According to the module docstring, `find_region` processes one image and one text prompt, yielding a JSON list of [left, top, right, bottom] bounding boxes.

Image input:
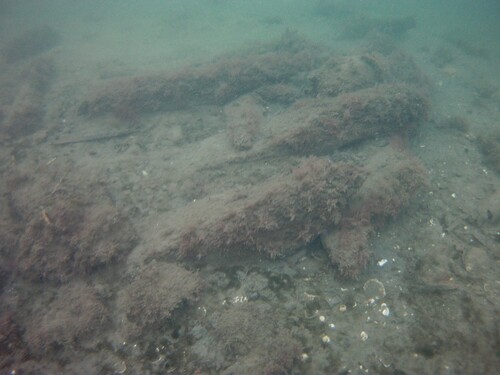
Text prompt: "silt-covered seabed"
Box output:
[[0, 1, 499, 374]]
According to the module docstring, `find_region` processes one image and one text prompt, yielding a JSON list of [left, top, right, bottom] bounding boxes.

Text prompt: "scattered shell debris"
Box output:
[[363, 279, 386, 300], [378, 356, 392, 368], [222, 295, 248, 305], [339, 304, 347, 312], [232, 295, 248, 304], [113, 361, 127, 374], [380, 303, 390, 316], [377, 259, 388, 266], [360, 331, 368, 341], [463, 246, 489, 273]]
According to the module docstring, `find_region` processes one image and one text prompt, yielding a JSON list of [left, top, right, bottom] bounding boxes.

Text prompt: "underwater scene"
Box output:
[[0, 0, 499, 374]]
